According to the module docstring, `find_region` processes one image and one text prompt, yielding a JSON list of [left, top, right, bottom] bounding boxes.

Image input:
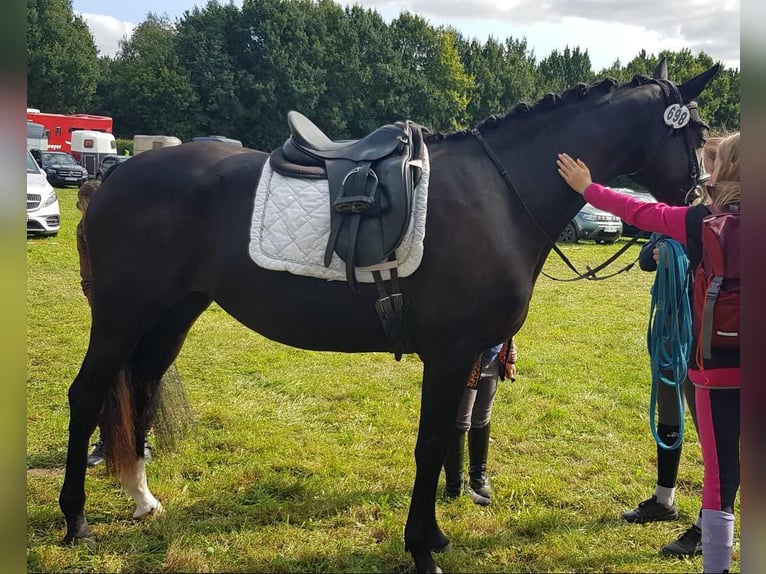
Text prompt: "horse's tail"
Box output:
[[150, 363, 194, 452], [100, 295, 203, 474], [101, 361, 193, 475], [101, 368, 136, 476]]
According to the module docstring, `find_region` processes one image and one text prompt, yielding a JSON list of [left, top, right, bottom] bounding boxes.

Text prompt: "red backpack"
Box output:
[[692, 210, 740, 360]]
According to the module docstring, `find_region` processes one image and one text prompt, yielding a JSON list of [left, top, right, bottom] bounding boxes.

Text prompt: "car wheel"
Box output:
[[558, 222, 578, 244]]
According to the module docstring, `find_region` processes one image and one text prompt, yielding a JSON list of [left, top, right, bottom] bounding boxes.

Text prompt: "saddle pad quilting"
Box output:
[[248, 146, 430, 283]]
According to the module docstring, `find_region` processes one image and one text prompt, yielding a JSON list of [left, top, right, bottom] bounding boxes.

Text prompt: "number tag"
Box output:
[[663, 104, 691, 129]]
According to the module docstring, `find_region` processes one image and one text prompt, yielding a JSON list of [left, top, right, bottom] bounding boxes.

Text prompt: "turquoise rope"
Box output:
[[646, 238, 692, 450]]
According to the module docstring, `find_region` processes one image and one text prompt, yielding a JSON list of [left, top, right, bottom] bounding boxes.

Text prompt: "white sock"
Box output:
[[654, 485, 675, 508], [702, 509, 734, 573]]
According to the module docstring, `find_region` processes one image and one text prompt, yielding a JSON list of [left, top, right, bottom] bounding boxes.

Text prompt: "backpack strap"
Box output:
[[701, 275, 724, 360], [684, 204, 710, 268]]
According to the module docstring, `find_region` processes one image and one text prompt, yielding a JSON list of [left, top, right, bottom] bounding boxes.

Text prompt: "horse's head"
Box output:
[[629, 59, 720, 205]]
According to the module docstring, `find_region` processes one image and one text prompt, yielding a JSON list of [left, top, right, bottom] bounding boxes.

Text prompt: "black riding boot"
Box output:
[[442, 428, 465, 499], [467, 423, 492, 506]]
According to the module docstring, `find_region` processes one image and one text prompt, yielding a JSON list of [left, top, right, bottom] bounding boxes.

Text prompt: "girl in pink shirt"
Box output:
[[558, 132, 740, 574]]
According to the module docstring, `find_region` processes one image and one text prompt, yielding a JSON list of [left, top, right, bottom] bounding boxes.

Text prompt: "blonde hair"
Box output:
[[702, 135, 723, 175], [709, 132, 740, 211]]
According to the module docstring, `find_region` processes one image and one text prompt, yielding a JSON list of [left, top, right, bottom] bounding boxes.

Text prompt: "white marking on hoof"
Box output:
[[119, 459, 163, 519], [134, 500, 164, 519]]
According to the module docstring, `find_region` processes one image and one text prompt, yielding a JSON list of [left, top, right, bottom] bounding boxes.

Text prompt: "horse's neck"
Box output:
[[493, 102, 646, 236]]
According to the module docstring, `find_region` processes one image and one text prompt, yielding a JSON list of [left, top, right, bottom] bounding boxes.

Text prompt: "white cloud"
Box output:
[[346, 0, 740, 69], [76, 1, 739, 70], [78, 13, 136, 57]]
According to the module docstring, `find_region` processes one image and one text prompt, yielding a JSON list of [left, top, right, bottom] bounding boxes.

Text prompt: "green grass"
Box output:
[[27, 187, 739, 573]]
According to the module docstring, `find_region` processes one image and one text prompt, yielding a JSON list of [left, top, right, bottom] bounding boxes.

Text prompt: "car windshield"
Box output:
[[27, 152, 40, 173], [43, 153, 77, 166]]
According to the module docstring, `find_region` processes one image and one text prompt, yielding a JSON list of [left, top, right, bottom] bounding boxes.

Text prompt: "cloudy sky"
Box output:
[[71, 0, 740, 71]]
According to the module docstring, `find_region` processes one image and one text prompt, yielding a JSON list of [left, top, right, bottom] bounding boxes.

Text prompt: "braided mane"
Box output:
[[425, 74, 654, 143]]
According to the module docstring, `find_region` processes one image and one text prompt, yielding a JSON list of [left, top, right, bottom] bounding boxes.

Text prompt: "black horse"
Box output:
[[59, 61, 718, 572]]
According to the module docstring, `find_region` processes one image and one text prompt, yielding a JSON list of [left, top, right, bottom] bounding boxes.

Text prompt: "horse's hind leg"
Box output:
[[405, 347, 478, 573], [117, 292, 210, 518]]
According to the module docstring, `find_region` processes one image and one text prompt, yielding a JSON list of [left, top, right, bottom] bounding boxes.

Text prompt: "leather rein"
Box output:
[[471, 79, 701, 282]]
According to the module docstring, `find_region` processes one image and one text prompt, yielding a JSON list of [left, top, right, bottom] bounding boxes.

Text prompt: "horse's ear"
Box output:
[[679, 64, 721, 101], [652, 57, 668, 80]]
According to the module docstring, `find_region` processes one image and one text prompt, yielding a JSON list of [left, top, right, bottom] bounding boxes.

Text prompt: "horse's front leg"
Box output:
[[405, 349, 477, 573]]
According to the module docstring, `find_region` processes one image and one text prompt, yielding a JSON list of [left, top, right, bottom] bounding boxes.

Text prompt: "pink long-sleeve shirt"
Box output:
[[583, 183, 739, 389]]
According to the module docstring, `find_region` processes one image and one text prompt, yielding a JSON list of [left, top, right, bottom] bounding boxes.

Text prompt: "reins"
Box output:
[[646, 239, 692, 450], [472, 128, 642, 281]]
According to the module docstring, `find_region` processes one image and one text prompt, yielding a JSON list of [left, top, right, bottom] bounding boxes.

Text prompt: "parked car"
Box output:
[[558, 202, 623, 244], [27, 149, 60, 236], [95, 154, 130, 180], [38, 150, 89, 187], [612, 187, 657, 237]]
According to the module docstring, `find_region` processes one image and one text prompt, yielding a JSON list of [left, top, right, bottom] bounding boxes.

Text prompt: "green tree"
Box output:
[[26, 0, 99, 112], [175, 1, 245, 140], [458, 35, 538, 125], [105, 14, 198, 139], [388, 13, 474, 131], [537, 46, 595, 94]]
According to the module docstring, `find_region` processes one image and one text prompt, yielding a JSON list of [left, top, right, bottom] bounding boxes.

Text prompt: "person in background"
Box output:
[[443, 338, 517, 506], [557, 132, 740, 574], [622, 136, 721, 557]]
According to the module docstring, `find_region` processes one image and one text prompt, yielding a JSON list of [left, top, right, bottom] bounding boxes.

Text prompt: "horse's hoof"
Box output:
[[134, 501, 164, 519], [61, 532, 95, 548]]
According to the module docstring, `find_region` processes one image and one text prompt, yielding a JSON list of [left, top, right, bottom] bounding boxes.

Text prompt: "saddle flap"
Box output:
[[329, 122, 422, 272]]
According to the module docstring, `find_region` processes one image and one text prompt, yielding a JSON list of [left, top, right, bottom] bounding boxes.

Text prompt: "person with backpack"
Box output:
[[557, 131, 740, 574], [621, 136, 721, 557]]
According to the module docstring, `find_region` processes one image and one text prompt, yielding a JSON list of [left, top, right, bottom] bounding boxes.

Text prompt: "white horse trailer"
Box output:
[[133, 134, 182, 155], [70, 130, 117, 177]]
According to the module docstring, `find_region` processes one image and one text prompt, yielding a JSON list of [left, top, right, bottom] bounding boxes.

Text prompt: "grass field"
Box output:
[[26, 186, 738, 573]]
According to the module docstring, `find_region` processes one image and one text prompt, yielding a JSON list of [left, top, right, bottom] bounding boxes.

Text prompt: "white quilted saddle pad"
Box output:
[[248, 146, 430, 283]]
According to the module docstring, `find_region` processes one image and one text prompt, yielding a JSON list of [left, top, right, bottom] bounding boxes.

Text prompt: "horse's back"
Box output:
[[85, 142, 268, 298]]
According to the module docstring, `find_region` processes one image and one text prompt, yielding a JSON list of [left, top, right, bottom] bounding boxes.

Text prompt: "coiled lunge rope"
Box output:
[[646, 238, 692, 450]]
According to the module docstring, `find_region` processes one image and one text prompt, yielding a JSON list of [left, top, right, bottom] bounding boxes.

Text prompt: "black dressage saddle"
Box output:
[[270, 111, 424, 292]]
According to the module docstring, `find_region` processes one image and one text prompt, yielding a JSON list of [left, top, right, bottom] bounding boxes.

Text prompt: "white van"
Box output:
[[133, 134, 182, 155], [70, 130, 117, 177], [27, 149, 60, 236]]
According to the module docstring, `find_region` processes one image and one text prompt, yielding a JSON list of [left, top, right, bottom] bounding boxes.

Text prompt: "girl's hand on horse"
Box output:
[[557, 153, 592, 194]]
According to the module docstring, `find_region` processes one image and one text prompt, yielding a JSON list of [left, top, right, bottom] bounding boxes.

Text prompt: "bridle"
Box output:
[[630, 78, 708, 196], [471, 80, 707, 282]]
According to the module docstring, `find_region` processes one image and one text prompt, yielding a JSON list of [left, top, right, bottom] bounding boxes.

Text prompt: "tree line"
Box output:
[[27, 0, 740, 151]]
